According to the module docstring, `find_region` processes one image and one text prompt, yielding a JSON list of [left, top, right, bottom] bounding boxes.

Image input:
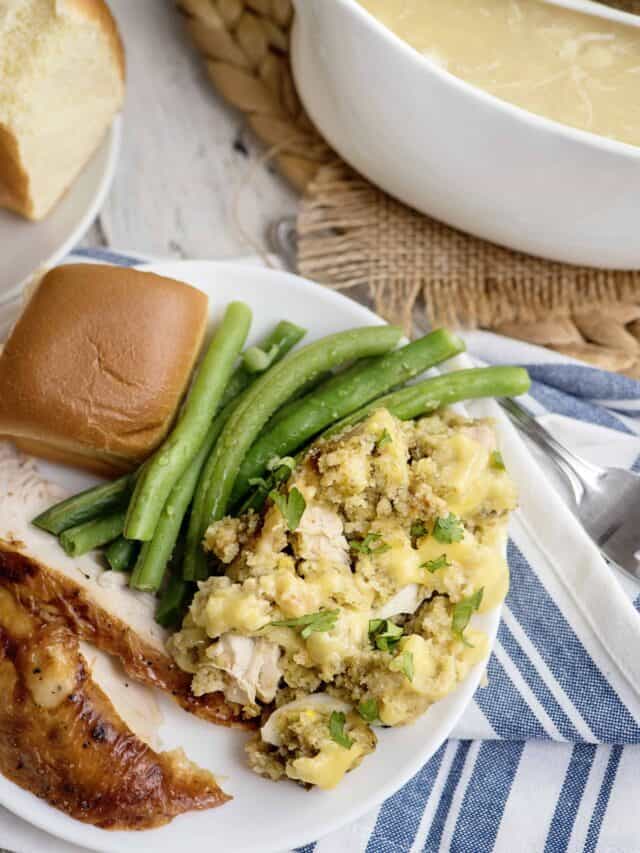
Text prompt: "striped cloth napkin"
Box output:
[[307, 331, 640, 853], [331, 331, 640, 853], [2, 250, 640, 853]]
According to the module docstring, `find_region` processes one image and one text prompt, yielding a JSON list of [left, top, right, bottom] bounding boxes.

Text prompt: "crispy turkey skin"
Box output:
[[0, 442, 241, 726], [0, 587, 229, 829]]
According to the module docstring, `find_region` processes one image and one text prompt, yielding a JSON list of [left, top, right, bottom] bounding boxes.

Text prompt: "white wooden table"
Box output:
[[82, 0, 298, 260]]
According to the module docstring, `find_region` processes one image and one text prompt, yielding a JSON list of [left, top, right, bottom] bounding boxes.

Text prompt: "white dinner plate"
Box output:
[[0, 117, 122, 306], [0, 260, 504, 853]]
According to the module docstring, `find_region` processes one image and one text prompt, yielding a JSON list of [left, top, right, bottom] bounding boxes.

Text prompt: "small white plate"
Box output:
[[0, 117, 122, 306], [0, 261, 503, 853]]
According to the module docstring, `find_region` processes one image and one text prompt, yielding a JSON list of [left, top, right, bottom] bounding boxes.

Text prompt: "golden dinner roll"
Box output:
[[0, 264, 209, 475], [0, 0, 125, 220]]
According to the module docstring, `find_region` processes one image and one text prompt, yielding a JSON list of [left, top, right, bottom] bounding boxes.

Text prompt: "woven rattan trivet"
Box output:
[[178, 0, 640, 376]]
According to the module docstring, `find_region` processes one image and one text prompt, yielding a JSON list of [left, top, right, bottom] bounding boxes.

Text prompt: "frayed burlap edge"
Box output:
[[297, 162, 640, 376]]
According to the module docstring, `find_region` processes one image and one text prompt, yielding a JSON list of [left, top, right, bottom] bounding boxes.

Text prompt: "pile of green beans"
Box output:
[[155, 572, 192, 629], [238, 366, 531, 515], [195, 325, 403, 543], [31, 302, 531, 631], [129, 319, 307, 592], [229, 328, 464, 505], [182, 325, 404, 581]]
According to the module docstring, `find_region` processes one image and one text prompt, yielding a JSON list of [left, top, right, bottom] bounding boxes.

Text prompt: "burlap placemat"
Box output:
[[177, 0, 640, 375]]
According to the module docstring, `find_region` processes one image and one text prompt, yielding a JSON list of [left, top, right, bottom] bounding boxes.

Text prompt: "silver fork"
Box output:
[[500, 396, 640, 585]]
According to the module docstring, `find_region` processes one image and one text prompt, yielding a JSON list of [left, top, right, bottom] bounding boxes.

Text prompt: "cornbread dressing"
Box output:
[[169, 408, 517, 789]]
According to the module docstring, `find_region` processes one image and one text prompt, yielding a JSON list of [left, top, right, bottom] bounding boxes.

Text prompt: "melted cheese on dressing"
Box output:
[[172, 408, 518, 788], [358, 0, 640, 147], [289, 740, 366, 790], [177, 409, 514, 676]]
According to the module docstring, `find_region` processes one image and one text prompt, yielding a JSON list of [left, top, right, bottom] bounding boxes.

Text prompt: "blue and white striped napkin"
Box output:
[[2, 250, 640, 853], [341, 330, 640, 853], [315, 330, 640, 853]]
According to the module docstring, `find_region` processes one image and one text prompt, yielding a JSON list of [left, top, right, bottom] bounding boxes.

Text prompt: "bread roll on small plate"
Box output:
[[0, 0, 125, 303]]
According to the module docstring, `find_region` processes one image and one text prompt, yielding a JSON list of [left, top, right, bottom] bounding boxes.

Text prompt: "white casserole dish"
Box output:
[[291, 0, 640, 268]]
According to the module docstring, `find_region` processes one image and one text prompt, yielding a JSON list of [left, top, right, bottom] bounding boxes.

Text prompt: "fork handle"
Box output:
[[499, 397, 603, 502], [268, 217, 297, 271]]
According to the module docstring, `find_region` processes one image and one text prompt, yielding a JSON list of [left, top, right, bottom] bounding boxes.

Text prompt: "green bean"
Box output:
[[181, 414, 235, 583], [156, 574, 192, 629], [219, 320, 305, 408], [264, 364, 368, 432], [199, 325, 402, 534], [288, 369, 335, 404], [243, 344, 278, 373], [230, 329, 464, 504], [183, 323, 307, 582], [129, 411, 229, 591], [241, 366, 531, 515], [323, 366, 531, 438], [125, 301, 252, 542], [32, 474, 134, 535], [105, 536, 140, 572], [59, 510, 127, 557]]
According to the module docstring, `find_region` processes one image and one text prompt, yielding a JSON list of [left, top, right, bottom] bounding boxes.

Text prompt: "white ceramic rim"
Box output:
[[0, 116, 122, 308], [335, 0, 640, 160], [0, 261, 503, 853]]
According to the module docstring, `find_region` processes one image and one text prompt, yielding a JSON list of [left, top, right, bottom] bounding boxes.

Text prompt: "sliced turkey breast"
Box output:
[[0, 586, 229, 829], [0, 442, 239, 726], [78, 641, 164, 750], [200, 633, 282, 706], [293, 503, 350, 568]]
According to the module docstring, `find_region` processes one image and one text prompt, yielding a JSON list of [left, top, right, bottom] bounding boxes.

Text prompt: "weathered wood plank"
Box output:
[[82, 0, 297, 259]]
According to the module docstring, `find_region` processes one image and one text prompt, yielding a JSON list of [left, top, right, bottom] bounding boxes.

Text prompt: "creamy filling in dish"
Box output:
[[169, 407, 517, 789], [358, 0, 640, 148]]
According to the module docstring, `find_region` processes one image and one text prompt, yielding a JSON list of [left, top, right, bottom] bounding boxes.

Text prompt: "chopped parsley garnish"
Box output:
[[452, 588, 484, 645], [369, 618, 403, 652], [432, 513, 464, 544], [358, 698, 379, 722], [270, 608, 340, 639], [249, 459, 296, 495], [490, 450, 505, 470], [390, 650, 414, 682], [349, 532, 391, 556], [272, 465, 292, 487], [269, 486, 306, 531], [329, 710, 353, 749], [410, 520, 428, 542], [421, 554, 450, 573], [375, 429, 392, 449]]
